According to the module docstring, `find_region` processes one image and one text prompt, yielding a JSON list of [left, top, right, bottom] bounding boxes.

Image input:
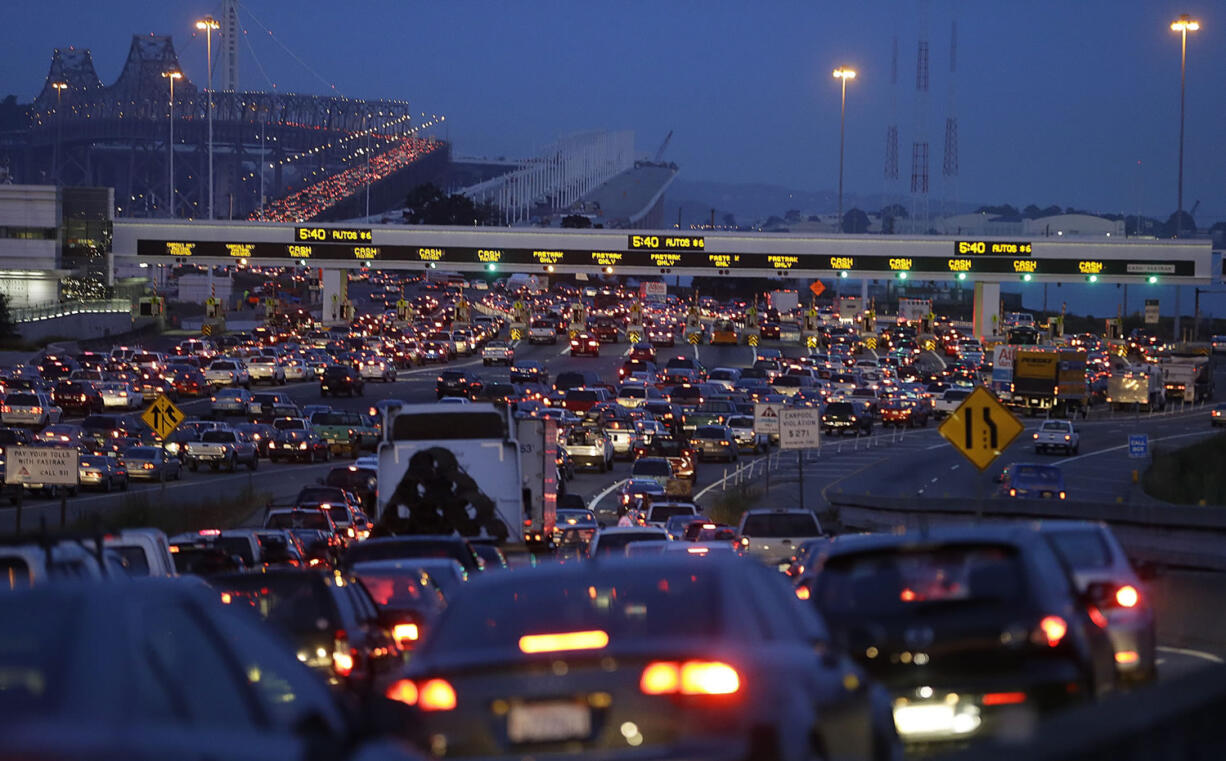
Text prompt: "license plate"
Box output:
[[893, 703, 956, 737], [507, 701, 591, 744], [1040, 491, 1053, 498]]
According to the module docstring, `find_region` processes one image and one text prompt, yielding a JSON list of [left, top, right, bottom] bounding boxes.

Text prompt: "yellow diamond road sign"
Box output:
[[510, 327, 523, 341], [141, 394, 184, 440], [748, 334, 759, 347], [687, 332, 701, 345], [938, 387, 1024, 471], [628, 331, 641, 344]]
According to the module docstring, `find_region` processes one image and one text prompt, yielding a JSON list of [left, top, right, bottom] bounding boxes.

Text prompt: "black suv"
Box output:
[[320, 365, 364, 397], [822, 401, 872, 436], [803, 526, 1118, 748], [436, 370, 477, 399]]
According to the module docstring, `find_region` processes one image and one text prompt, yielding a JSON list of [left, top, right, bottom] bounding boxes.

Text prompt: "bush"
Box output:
[[1143, 433, 1226, 505]]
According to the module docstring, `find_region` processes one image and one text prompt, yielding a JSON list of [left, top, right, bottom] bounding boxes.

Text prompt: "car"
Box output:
[[77, 453, 129, 491], [588, 525, 671, 556], [690, 424, 738, 462], [52, 380, 104, 416], [340, 535, 485, 576], [203, 358, 250, 388], [1212, 335, 1226, 354], [122, 445, 182, 481], [618, 477, 668, 514], [725, 414, 769, 453], [1213, 403, 1226, 426], [509, 360, 548, 385], [481, 339, 515, 366], [554, 507, 599, 546], [210, 387, 253, 418], [356, 355, 396, 382], [349, 559, 448, 652], [210, 568, 402, 689], [1034, 419, 1080, 455], [319, 365, 364, 397], [879, 398, 930, 428], [2, 391, 62, 428], [436, 369, 478, 399], [569, 331, 601, 357], [643, 500, 700, 528], [269, 428, 332, 463], [629, 456, 674, 490], [822, 400, 872, 436], [933, 387, 972, 418], [528, 318, 558, 344], [802, 526, 1118, 747], [386, 554, 900, 761], [1000, 462, 1068, 500], [309, 410, 370, 457], [1036, 521, 1157, 685], [736, 508, 824, 569]]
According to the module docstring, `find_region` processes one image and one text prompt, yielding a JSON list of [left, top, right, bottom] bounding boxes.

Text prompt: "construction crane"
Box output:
[[653, 130, 673, 164]]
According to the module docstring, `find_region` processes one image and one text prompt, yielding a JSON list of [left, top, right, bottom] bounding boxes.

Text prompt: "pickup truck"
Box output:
[[1033, 419, 1080, 455], [183, 429, 259, 472], [682, 400, 738, 433], [204, 359, 250, 388], [528, 319, 557, 345], [562, 427, 614, 472]]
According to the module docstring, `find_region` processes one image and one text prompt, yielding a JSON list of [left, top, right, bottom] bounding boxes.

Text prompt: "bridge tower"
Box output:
[[883, 34, 901, 231], [909, 0, 931, 233], [221, 0, 239, 91], [942, 17, 960, 219]]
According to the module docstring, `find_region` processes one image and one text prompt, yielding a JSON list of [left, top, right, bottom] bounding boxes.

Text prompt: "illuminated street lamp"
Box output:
[[1169, 13, 1198, 341], [196, 16, 220, 219], [832, 67, 857, 229], [51, 81, 67, 185], [162, 70, 183, 218]]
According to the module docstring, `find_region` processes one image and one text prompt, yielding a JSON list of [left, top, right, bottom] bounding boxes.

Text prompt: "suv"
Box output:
[[436, 370, 477, 399], [529, 318, 558, 345], [736, 508, 824, 569], [320, 365, 364, 397], [822, 401, 872, 436]]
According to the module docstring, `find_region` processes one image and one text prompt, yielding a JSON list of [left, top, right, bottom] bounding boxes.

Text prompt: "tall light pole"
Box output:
[[1170, 14, 1198, 341], [51, 81, 67, 185], [162, 70, 182, 218], [196, 16, 220, 220], [832, 67, 856, 231]]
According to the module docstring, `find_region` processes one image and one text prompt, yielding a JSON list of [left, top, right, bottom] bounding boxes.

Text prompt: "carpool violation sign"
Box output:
[[5, 447, 79, 486]]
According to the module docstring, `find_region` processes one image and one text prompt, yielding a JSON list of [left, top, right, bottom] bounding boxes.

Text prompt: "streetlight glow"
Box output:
[[1171, 15, 1199, 32], [195, 16, 220, 31], [832, 66, 857, 231]]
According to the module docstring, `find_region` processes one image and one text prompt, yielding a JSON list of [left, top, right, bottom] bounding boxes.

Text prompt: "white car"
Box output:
[[482, 341, 515, 366], [726, 414, 769, 453], [358, 357, 396, 382], [529, 320, 558, 345], [736, 508, 824, 569], [204, 359, 250, 388], [1, 391, 62, 427], [99, 381, 141, 410], [282, 355, 311, 381], [247, 356, 286, 385], [562, 427, 614, 472], [1033, 419, 1080, 455]]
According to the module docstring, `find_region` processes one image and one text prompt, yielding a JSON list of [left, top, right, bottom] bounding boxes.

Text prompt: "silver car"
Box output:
[[2, 391, 62, 428]]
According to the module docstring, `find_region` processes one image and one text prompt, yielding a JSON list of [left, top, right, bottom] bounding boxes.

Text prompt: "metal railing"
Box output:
[[11, 299, 132, 324]]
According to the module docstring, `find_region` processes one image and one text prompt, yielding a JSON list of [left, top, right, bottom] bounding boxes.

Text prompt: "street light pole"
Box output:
[[196, 16, 220, 220], [832, 67, 856, 231], [51, 81, 67, 185], [1170, 14, 1198, 342], [162, 70, 182, 218]]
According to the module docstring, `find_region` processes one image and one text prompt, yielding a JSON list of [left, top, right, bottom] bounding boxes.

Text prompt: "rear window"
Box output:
[[266, 512, 329, 531], [426, 568, 720, 652], [1014, 465, 1062, 484], [741, 513, 820, 537], [201, 431, 235, 443], [619, 387, 646, 399], [6, 394, 38, 406], [649, 505, 696, 522], [566, 390, 598, 402], [212, 573, 339, 635], [343, 539, 474, 571], [1040, 422, 1070, 432], [1045, 530, 1114, 570], [210, 361, 236, 370], [352, 566, 435, 607], [816, 544, 1026, 616], [632, 460, 672, 477]]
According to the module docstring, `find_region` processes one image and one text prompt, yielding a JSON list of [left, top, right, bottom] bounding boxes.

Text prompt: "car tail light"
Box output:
[[1058, 491, 1067, 500], [332, 630, 355, 677], [385, 678, 419, 706], [1034, 615, 1068, 648], [1115, 650, 1140, 664], [418, 678, 457, 710], [795, 586, 811, 600], [518, 630, 609, 654], [981, 691, 1027, 706], [1009, 488, 1017, 497], [640, 660, 740, 696], [1115, 585, 1140, 608]]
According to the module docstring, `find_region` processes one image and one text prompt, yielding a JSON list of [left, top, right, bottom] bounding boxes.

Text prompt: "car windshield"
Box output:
[[124, 447, 158, 459], [213, 574, 338, 634], [273, 419, 306, 430], [266, 512, 329, 531], [817, 544, 1026, 616], [6, 394, 38, 406], [427, 567, 721, 652], [741, 513, 820, 537], [1045, 529, 1113, 569]]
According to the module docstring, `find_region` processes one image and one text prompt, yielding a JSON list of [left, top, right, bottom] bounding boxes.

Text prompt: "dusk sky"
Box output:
[[2, 0, 1223, 222]]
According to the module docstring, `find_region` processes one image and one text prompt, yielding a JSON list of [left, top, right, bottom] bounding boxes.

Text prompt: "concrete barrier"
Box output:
[[15, 311, 137, 343], [829, 493, 1226, 572]]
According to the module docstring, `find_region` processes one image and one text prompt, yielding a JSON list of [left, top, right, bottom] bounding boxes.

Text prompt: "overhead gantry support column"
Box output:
[[321, 268, 349, 326], [972, 281, 1001, 339]]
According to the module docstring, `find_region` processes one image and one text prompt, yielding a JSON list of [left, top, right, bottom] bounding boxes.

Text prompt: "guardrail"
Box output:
[[11, 299, 132, 324], [828, 491, 1226, 572]]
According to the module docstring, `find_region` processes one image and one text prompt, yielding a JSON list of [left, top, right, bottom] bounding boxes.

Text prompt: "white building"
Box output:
[[0, 184, 69, 308], [1023, 213, 1125, 237]]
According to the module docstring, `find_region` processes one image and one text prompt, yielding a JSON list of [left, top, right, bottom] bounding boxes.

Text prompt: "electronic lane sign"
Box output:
[[938, 387, 1024, 471]]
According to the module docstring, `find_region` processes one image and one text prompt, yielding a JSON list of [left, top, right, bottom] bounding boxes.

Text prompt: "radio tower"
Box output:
[[909, 0, 931, 233], [883, 35, 901, 225], [942, 17, 960, 218], [220, 0, 239, 91]]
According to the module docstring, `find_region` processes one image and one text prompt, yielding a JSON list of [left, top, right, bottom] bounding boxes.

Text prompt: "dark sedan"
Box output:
[[52, 380, 103, 416], [385, 555, 898, 761], [319, 365, 364, 397]]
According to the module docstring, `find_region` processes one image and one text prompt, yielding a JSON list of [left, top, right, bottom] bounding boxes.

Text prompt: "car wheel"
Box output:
[[210, 462, 220, 472], [1072, 444, 1079, 455], [249, 456, 258, 472], [158, 470, 165, 483], [324, 447, 332, 462], [103, 477, 113, 493]]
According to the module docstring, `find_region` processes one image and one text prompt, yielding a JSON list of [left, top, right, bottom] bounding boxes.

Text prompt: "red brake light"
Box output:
[[392, 622, 420, 646], [1036, 615, 1068, 648], [640, 662, 679, 695], [385, 678, 419, 705], [981, 691, 1027, 706], [418, 678, 457, 710], [1115, 585, 1139, 608], [332, 630, 355, 677], [637, 661, 740, 695]]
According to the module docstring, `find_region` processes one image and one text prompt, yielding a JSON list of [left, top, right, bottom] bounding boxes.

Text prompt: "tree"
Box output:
[[842, 208, 870, 234], [402, 183, 499, 226], [1023, 204, 1043, 219], [784, 209, 802, 223], [560, 214, 592, 228], [1162, 210, 1197, 238]]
